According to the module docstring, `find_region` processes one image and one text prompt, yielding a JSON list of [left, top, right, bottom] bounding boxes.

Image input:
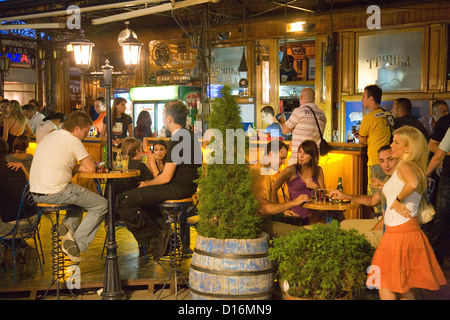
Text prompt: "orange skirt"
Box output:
[[366, 218, 447, 293]]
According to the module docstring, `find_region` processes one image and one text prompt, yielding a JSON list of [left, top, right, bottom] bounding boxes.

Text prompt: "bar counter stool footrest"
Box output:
[[36, 203, 80, 300], [156, 198, 194, 300]]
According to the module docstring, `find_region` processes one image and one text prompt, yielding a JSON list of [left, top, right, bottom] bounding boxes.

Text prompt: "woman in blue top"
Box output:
[[101, 97, 133, 147], [272, 140, 325, 226]]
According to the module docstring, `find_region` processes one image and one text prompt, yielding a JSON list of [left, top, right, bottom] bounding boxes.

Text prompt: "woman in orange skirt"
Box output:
[[366, 126, 446, 300]]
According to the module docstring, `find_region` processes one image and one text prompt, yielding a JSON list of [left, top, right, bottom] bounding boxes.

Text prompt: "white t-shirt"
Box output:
[[36, 120, 58, 144], [30, 129, 89, 194], [29, 112, 45, 134], [285, 103, 326, 165]]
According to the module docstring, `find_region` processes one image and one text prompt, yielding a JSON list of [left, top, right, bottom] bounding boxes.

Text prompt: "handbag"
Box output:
[[305, 106, 330, 156], [417, 196, 435, 225]]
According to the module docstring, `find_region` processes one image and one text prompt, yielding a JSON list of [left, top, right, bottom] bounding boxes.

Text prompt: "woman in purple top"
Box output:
[[272, 140, 326, 225]]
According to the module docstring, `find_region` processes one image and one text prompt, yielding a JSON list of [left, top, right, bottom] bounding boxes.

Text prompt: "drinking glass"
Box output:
[[122, 155, 129, 172]]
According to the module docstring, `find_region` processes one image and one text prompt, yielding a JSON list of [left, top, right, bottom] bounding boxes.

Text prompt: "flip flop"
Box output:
[[58, 224, 75, 244]]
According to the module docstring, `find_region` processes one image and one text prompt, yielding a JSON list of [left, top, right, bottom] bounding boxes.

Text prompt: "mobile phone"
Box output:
[[150, 145, 154, 151]]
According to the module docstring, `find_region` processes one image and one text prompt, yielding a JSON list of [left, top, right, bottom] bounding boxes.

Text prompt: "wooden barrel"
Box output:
[[189, 233, 274, 300]]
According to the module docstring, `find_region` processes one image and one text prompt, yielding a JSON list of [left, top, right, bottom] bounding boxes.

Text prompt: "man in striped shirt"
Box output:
[[281, 87, 326, 165]]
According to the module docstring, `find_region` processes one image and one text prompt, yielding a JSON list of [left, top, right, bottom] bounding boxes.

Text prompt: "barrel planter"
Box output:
[[189, 233, 274, 300]]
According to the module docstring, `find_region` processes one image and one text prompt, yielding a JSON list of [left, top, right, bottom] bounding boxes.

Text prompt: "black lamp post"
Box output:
[[71, 27, 142, 300]]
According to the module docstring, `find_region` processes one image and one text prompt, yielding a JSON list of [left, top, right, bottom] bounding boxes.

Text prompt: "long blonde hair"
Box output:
[[8, 100, 27, 126], [393, 126, 428, 192]]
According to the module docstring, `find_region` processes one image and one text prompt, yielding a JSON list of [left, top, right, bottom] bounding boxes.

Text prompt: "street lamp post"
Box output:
[[71, 27, 142, 300]]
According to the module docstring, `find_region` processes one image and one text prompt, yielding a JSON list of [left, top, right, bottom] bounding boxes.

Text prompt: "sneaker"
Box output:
[[152, 229, 171, 262], [61, 239, 84, 263]]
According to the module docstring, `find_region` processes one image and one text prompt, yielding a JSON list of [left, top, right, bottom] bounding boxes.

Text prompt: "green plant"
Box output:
[[196, 85, 262, 239], [269, 221, 375, 300]]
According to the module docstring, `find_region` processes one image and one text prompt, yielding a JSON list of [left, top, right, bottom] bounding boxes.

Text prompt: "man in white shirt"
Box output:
[[280, 88, 326, 165], [22, 104, 44, 134], [29, 111, 107, 262]]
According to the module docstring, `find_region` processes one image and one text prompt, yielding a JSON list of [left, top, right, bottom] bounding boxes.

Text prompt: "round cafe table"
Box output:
[[78, 169, 140, 179], [303, 200, 361, 224], [77, 169, 140, 300]]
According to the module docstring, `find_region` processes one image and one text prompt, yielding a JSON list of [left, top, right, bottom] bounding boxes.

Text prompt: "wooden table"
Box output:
[[78, 169, 140, 179], [303, 200, 361, 224]]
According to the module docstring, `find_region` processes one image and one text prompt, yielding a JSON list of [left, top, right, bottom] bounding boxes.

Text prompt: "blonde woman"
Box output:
[[2, 100, 32, 153], [366, 126, 446, 300]]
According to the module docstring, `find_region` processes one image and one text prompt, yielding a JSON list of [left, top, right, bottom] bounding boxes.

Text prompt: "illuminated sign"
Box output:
[[0, 52, 31, 64]]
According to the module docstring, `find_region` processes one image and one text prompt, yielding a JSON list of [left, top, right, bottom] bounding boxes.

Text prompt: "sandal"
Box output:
[[61, 240, 84, 263]]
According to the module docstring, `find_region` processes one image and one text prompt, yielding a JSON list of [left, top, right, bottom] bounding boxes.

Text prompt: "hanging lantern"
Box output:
[[71, 31, 94, 69], [120, 33, 142, 69]]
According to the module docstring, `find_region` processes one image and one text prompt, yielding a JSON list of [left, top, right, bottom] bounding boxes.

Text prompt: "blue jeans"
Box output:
[[32, 183, 107, 252], [430, 175, 450, 262]]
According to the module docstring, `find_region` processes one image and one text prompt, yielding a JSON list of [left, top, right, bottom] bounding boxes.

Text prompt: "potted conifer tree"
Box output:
[[189, 85, 274, 300]]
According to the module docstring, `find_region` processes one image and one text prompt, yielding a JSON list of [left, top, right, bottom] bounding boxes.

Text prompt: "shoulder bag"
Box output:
[[305, 106, 330, 156], [417, 196, 435, 225]]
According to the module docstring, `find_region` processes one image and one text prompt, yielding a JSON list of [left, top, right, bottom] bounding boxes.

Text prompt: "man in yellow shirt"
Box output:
[[354, 85, 394, 216]]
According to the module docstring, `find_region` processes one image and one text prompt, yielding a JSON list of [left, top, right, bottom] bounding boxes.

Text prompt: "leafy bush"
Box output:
[[196, 85, 262, 239], [269, 221, 375, 300]]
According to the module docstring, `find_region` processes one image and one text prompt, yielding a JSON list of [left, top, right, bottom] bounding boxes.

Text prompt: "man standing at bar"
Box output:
[[354, 84, 394, 217], [391, 97, 429, 141], [419, 100, 449, 137], [116, 100, 202, 261], [29, 111, 107, 262], [281, 87, 326, 165], [260, 106, 283, 139], [22, 104, 44, 135]]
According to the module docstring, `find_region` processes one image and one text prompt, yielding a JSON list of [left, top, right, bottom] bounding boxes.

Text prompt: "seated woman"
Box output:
[[146, 139, 167, 178], [0, 139, 39, 276], [35, 112, 66, 144], [114, 137, 154, 200], [5, 135, 33, 175], [2, 100, 32, 153], [272, 140, 325, 226]]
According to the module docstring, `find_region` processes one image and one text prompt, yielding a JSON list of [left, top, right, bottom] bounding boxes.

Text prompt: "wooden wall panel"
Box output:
[[427, 24, 446, 92]]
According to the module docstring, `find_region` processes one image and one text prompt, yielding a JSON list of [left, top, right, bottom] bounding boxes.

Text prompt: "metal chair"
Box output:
[[0, 183, 44, 282], [36, 202, 79, 300]]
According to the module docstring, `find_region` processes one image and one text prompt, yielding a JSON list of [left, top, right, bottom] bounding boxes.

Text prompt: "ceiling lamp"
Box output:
[[71, 30, 95, 69], [118, 23, 142, 69]]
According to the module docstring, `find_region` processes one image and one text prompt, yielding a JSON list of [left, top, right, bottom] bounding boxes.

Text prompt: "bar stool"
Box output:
[[36, 203, 79, 300], [156, 198, 194, 299]]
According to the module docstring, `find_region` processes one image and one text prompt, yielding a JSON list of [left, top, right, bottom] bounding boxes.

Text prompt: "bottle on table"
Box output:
[[336, 177, 344, 203]]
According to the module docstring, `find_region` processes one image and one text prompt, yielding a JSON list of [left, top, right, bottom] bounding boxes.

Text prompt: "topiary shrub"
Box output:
[[195, 85, 262, 239], [269, 221, 375, 300]]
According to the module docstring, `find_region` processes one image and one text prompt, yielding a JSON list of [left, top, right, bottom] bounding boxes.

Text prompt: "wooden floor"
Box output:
[[0, 212, 195, 300], [1, 213, 450, 300]]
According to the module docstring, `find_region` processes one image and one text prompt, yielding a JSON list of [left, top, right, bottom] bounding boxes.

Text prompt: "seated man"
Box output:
[[260, 106, 283, 139], [250, 140, 309, 238], [329, 145, 398, 248], [0, 139, 39, 276], [29, 111, 107, 262], [116, 100, 202, 261]]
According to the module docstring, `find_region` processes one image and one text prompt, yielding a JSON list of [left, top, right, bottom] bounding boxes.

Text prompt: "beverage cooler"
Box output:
[[129, 85, 201, 134]]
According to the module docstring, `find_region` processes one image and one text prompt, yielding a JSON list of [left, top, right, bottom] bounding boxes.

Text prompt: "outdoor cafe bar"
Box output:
[[0, 0, 449, 301]]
